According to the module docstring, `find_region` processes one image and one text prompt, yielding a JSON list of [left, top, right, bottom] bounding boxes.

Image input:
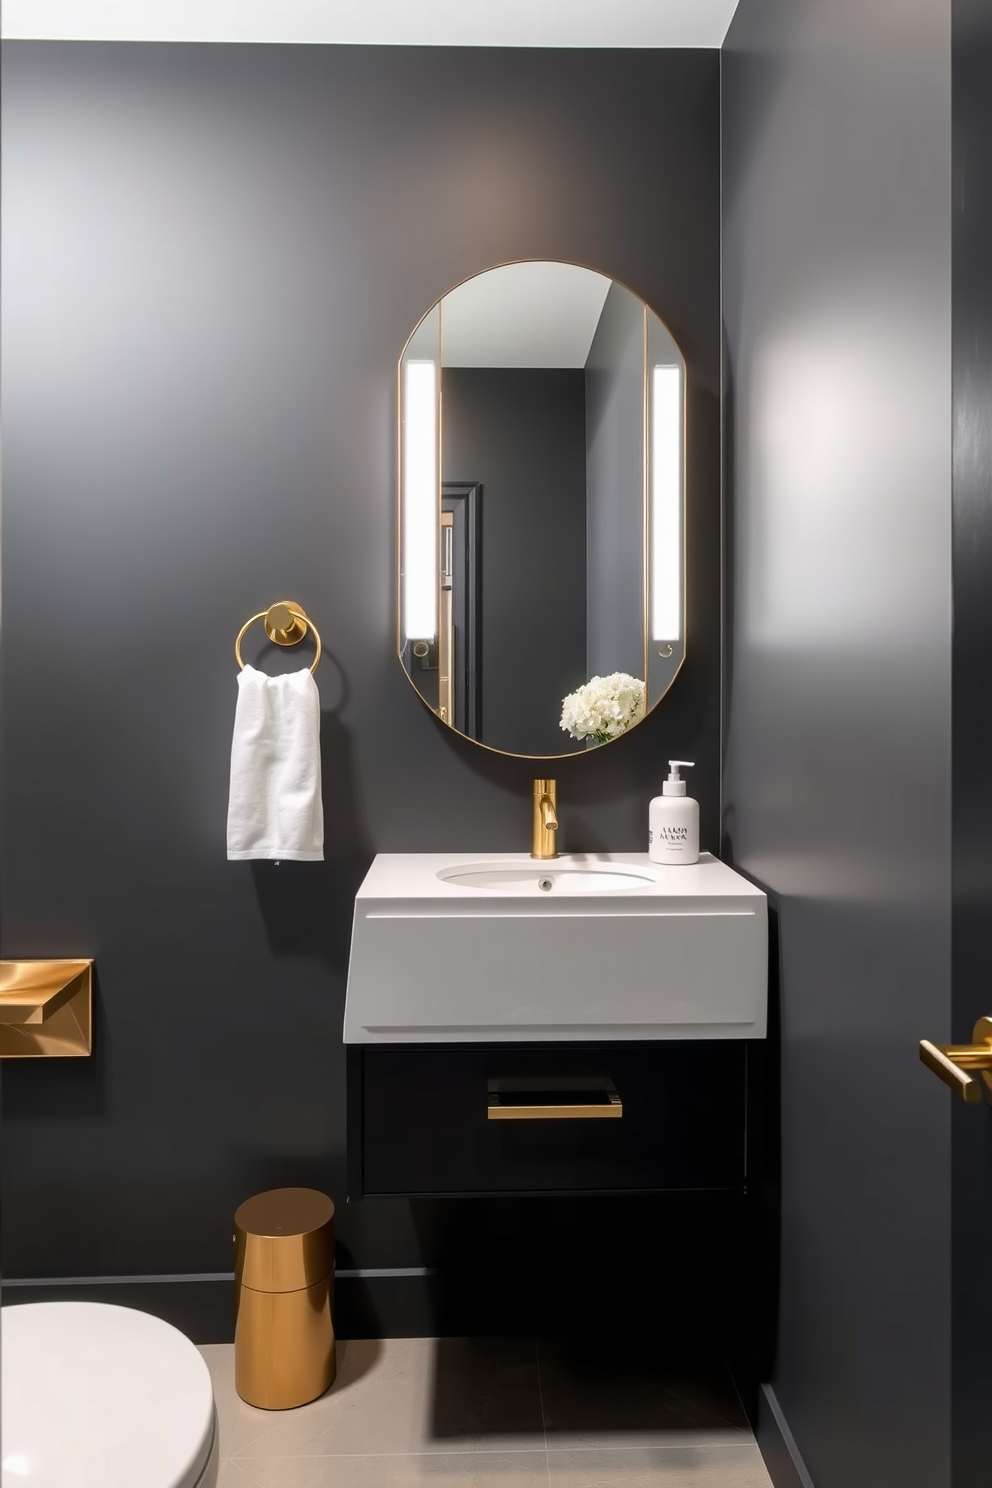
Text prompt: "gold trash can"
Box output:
[[234, 1187, 336, 1409]]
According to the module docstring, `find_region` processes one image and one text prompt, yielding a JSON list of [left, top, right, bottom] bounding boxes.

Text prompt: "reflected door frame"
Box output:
[[443, 482, 483, 739]]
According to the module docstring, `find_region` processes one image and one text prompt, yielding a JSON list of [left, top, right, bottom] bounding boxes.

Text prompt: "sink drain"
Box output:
[[538, 877, 554, 892]]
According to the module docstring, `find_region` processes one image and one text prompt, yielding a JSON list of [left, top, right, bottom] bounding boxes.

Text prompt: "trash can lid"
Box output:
[[234, 1187, 335, 1293]]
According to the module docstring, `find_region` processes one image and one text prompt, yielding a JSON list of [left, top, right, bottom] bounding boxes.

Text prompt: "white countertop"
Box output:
[[356, 851, 763, 904]]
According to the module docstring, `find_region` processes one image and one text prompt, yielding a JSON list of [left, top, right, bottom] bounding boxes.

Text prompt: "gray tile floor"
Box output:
[[200, 1337, 774, 1487]]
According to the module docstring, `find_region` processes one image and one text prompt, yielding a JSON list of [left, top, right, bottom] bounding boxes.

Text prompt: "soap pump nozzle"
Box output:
[[663, 759, 694, 797]]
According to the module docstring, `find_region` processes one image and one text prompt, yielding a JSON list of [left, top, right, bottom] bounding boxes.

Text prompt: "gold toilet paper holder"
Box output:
[[0, 959, 93, 1058]]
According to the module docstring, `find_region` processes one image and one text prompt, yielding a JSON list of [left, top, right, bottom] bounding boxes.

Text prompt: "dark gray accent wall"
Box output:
[[1, 44, 721, 1300], [441, 367, 587, 756], [585, 283, 644, 682], [951, 4, 992, 1484], [723, 2, 952, 1486]]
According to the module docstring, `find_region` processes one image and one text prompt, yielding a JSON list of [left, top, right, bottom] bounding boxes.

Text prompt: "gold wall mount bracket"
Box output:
[[919, 1016, 992, 1104], [234, 601, 322, 675], [0, 959, 93, 1058]]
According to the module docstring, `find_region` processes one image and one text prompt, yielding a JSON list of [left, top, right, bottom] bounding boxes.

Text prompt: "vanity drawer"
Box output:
[[353, 1041, 746, 1198]]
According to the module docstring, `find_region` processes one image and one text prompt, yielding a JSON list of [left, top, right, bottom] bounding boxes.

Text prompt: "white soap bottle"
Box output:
[[648, 761, 699, 865]]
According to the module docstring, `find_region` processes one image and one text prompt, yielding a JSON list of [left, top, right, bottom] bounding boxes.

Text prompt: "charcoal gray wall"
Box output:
[[585, 283, 643, 682], [441, 367, 587, 756], [722, 1, 952, 1485], [0, 44, 721, 1305], [951, 4, 992, 1483]]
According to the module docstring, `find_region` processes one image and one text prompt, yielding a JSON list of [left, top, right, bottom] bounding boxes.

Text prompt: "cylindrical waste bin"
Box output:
[[234, 1187, 336, 1409]]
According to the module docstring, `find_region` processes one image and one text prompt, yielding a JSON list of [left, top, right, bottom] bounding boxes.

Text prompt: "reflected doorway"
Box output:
[[441, 481, 482, 739]]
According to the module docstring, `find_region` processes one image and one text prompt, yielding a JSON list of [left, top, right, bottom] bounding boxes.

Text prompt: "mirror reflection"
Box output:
[[399, 261, 685, 758]]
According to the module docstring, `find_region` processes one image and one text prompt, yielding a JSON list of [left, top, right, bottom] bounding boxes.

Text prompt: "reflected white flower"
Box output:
[[560, 673, 646, 744]]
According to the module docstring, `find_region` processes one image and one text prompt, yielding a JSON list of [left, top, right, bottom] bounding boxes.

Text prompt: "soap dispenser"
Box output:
[[649, 761, 699, 865]]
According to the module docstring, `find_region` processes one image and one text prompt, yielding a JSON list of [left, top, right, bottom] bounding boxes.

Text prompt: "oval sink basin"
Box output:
[[438, 863, 655, 893]]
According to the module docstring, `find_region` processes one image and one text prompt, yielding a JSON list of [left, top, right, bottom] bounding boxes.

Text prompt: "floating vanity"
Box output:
[[344, 852, 766, 1201], [349, 259, 769, 1202]]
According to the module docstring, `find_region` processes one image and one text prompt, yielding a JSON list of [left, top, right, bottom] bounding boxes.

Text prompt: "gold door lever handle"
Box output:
[[919, 1016, 992, 1104]]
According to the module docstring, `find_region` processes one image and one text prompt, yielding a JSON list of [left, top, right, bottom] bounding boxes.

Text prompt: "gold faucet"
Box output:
[[531, 779, 558, 859]]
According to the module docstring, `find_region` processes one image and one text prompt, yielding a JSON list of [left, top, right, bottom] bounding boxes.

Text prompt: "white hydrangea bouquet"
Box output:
[[560, 672, 646, 744]]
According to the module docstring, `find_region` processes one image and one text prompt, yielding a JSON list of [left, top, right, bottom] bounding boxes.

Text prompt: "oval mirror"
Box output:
[[398, 260, 685, 758]]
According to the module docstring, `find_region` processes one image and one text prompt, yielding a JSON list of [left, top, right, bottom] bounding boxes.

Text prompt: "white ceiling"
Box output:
[[441, 262, 613, 368], [1, 0, 741, 47]]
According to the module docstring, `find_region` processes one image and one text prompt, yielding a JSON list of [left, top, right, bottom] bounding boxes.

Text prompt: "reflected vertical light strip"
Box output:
[[403, 359, 438, 641], [651, 364, 682, 642]]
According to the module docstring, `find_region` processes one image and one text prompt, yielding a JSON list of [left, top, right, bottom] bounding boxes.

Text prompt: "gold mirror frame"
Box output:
[[396, 258, 687, 761]]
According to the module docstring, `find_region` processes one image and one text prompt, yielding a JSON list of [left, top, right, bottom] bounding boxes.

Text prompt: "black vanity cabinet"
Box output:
[[347, 1040, 749, 1199]]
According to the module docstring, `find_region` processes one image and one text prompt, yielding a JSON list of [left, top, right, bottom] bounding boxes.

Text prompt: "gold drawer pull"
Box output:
[[487, 1082, 622, 1121]]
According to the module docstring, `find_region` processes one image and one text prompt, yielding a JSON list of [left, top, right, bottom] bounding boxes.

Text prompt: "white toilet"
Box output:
[[1, 1301, 218, 1488]]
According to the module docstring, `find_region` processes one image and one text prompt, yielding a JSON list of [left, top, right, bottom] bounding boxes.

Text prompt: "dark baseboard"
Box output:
[[2, 1279, 238, 1344], [1, 1273, 441, 1344], [757, 1383, 816, 1488], [1, 1266, 752, 1356]]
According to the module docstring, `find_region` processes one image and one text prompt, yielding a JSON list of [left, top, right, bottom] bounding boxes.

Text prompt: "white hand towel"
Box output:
[[227, 665, 324, 861]]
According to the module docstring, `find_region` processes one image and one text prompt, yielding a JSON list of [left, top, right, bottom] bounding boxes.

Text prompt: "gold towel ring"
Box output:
[[234, 601, 322, 674]]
